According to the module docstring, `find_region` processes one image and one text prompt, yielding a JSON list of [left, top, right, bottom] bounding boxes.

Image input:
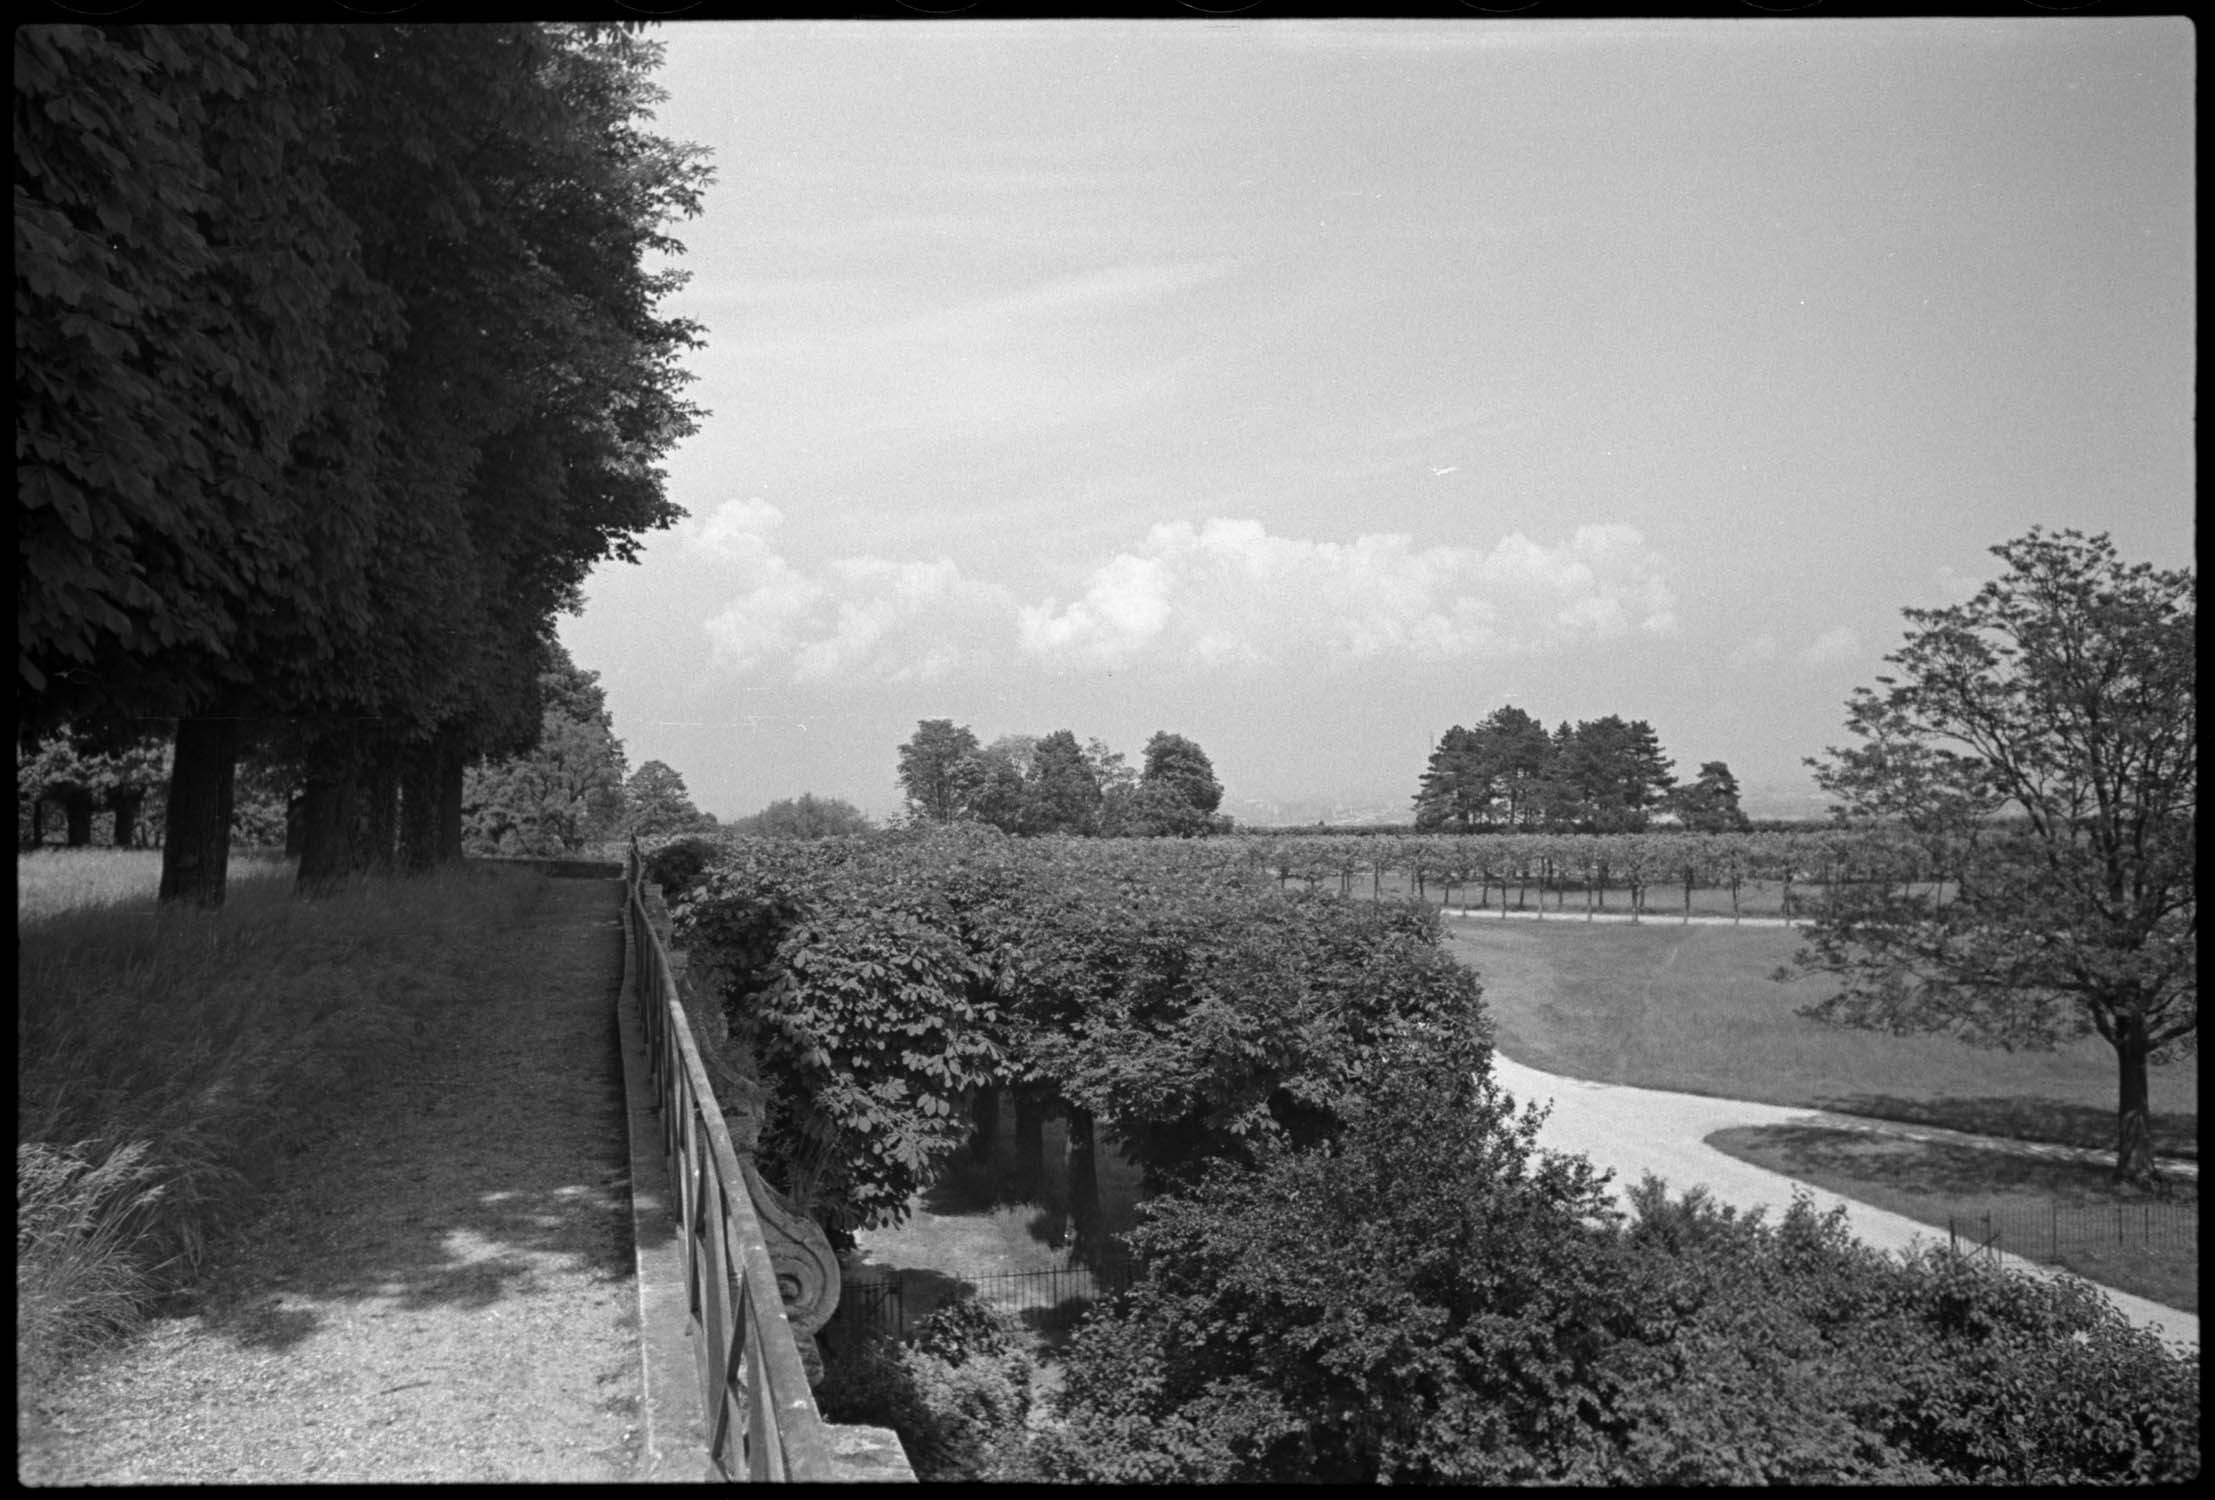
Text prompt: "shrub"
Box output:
[[815, 1297, 1034, 1481], [640, 833, 724, 902]]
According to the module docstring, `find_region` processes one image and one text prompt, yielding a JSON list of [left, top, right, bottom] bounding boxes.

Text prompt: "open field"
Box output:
[[1445, 919, 2197, 1158]]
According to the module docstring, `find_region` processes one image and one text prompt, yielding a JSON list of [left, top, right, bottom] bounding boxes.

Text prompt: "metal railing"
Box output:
[[833, 1259, 1142, 1343], [623, 843, 839, 1482], [1946, 1198, 2198, 1269]]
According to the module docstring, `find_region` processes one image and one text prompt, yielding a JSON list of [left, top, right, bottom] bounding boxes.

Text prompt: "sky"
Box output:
[[557, 16, 2195, 826]]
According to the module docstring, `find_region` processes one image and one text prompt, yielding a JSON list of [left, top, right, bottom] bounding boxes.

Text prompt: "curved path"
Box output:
[[1491, 1048, 2198, 1352]]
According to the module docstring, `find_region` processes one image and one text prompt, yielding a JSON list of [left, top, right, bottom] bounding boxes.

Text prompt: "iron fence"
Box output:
[[624, 843, 840, 1482], [833, 1259, 1142, 1344], [1944, 1196, 2197, 1270]]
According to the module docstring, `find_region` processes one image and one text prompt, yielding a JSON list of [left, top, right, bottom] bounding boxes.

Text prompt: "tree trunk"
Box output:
[[62, 788, 95, 847], [296, 742, 359, 898], [352, 740, 399, 875], [2113, 1014, 2158, 1185], [284, 795, 306, 857], [1067, 1104, 1102, 1263], [158, 716, 239, 907], [112, 791, 142, 850], [435, 725, 467, 865], [969, 1086, 1000, 1166], [1012, 1090, 1047, 1204], [398, 736, 440, 874]]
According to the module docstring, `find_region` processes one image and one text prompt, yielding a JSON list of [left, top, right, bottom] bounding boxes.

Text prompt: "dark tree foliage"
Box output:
[[1412, 707, 1682, 833], [1018, 729, 1102, 836], [1669, 759, 1751, 832], [1125, 731, 1228, 836], [16, 23, 708, 904], [671, 830, 1491, 1240]]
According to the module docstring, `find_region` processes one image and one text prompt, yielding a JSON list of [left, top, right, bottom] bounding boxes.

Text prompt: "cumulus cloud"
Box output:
[[697, 503, 1011, 682], [689, 496, 788, 561], [1798, 627, 1863, 666], [697, 514, 1679, 683], [1017, 518, 1677, 670]]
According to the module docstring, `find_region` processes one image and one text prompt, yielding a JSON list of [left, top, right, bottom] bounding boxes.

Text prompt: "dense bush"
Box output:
[[639, 833, 727, 904], [815, 1297, 1033, 1482], [1040, 1061, 2203, 1484], [672, 827, 1499, 1230], [1038, 1013, 1632, 1484]]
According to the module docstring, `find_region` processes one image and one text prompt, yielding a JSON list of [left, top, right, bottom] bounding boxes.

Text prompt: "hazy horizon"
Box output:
[[556, 17, 2195, 826]]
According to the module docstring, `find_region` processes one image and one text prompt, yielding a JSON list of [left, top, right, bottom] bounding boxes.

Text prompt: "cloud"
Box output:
[[791, 558, 1014, 684], [699, 509, 1013, 682], [1798, 627, 1863, 666], [688, 496, 788, 561], [1018, 518, 1677, 670], [697, 515, 1679, 684]]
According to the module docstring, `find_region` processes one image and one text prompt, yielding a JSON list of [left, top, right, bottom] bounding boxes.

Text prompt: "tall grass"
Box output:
[[15, 849, 550, 1393]]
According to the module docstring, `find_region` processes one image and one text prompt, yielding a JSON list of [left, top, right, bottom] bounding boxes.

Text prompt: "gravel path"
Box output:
[[18, 876, 644, 1485], [1492, 1048, 2200, 1353]]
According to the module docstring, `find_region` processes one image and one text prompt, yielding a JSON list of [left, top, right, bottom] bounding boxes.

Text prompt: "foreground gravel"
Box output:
[[1492, 1048, 2200, 1353], [18, 877, 644, 1485]]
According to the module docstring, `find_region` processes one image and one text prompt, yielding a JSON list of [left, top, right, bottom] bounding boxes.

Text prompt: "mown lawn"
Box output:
[[1444, 918, 2197, 1158], [1446, 917, 2197, 1311]]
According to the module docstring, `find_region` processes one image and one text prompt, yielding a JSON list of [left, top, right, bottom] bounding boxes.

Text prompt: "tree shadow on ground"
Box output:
[[142, 882, 640, 1357], [1713, 1123, 2198, 1206], [1815, 1093, 2198, 1161]]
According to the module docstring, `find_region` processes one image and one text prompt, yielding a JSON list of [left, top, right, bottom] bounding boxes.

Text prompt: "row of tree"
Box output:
[[1412, 706, 1748, 833], [17, 22, 709, 903], [895, 721, 1228, 837]]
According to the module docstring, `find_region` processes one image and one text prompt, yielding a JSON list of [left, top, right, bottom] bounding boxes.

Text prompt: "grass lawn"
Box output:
[[1445, 919, 2197, 1158], [1706, 1124, 2198, 1313], [1446, 917, 2197, 1310]]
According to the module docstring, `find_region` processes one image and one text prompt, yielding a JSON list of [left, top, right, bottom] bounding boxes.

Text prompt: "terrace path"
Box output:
[[18, 875, 647, 1485]]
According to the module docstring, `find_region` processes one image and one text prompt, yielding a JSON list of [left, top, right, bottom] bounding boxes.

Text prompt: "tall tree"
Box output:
[[1412, 725, 1490, 831], [1786, 529, 2195, 1184], [1552, 716, 1676, 832], [625, 759, 706, 842], [1084, 736, 1140, 837], [1127, 731, 1227, 837], [461, 641, 630, 856], [1021, 729, 1103, 836], [896, 719, 985, 824], [16, 24, 707, 903], [1670, 760, 1751, 832], [968, 736, 1032, 833], [1478, 705, 1556, 829]]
